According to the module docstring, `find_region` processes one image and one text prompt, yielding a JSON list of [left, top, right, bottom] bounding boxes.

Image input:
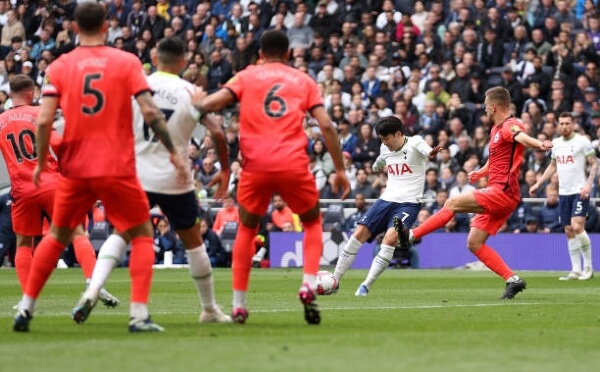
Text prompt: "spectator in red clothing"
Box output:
[[270, 193, 299, 231], [212, 194, 240, 236]]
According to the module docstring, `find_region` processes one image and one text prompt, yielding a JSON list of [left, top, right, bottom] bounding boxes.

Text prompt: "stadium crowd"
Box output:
[[2, 0, 600, 268]]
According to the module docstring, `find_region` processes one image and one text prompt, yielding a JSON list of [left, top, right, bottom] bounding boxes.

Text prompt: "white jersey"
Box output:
[[378, 136, 432, 203], [133, 71, 200, 194], [551, 133, 595, 195]]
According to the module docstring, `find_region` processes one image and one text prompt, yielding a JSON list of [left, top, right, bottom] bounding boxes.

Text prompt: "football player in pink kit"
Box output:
[[192, 30, 351, 325], [396, 86, 553, 299]]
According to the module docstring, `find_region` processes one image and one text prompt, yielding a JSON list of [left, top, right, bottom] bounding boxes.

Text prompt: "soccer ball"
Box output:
[[315, 270, 338, 295]]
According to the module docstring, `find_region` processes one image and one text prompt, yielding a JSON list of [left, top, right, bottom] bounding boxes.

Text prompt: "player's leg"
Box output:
[[333, 199, 391, 283], [359, 204, 420, 296], [230, 171, 272, 323], [468, 224, 526, 299], [402, 190, 485, 244], [558, 196, 582, 280], [333, 224, 371, 283], [14, 234, 34, 293], [156, 191, 230, 323], [571, 215, 593, 280], [562, 225, 582, 280], [71, 225, 97, 281], [99, 176, 162, 332], [282, 170, 324, 325], [14, 180, 87, 332], [10, 193, 43, 294]]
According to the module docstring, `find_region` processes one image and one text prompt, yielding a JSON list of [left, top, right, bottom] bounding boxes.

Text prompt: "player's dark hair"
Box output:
[[260, 30, 289, 59], [375, 116, 405, 137], [157, 37, 185, 65], [74, 2, 106, 34], [9, 74, 34, 94]]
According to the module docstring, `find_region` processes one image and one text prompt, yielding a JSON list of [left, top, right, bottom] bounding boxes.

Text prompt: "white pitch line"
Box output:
[[1, 302, 589, 318]]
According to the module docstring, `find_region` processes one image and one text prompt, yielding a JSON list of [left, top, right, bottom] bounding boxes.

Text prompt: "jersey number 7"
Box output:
[[143, 109, 174, 142]]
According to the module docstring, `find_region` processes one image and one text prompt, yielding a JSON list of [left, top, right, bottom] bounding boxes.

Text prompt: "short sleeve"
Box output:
[[128, 57, 151, 97], [224, 71, 244, 101], [414, 136, 433, 157], [503, 121, 523, 142], [41, 62, 61, 97]]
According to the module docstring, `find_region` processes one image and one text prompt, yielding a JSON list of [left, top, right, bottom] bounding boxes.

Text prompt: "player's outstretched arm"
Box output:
[[202, 113, 230, 200], [33, 96, 59, 188], [311, 105, 351, 200], [515, 131, 553, 151], [136, 92, 188, 184]]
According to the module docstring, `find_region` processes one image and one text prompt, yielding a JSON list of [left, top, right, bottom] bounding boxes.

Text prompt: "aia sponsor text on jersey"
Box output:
[[387, 163, 413, 176], [556, 155, 575, 164]]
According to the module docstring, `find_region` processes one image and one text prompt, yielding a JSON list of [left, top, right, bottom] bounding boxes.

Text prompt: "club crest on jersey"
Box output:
[[387, 163, 413, 175], [494, 132, 500, 143]]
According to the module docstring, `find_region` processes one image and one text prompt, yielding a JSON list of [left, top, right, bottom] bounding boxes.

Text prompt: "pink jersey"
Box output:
[[225, 62, 323, 172], [487, 117, 525, 202], [41, 46, 150, 178], [0, 105, 59, 198]]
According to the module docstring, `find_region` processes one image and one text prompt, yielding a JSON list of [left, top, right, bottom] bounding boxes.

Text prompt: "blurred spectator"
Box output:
[[212, 194, 240, 236], [199, 217, 229, 267], [153, 217, 184, 264], [352, 122, 380, 166], [311, 138, 335, 175], [270, 193, 302, 232], [539, 185, 562, 233]]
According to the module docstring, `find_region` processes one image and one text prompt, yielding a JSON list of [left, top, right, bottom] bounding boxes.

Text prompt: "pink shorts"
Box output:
[[471, 186, 519, 235], [52, 175, 150, 232], [236, 169, 319, 216], [11, 186, 55, 236]]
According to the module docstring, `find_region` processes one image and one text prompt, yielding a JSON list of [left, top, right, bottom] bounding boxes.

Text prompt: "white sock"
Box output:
[[20, 295, 35, 314], [333, 235, 363, 281], [506, 274, 521, 283], [130, 302, 149, 320], [88, 234, 127, 295], [186, 245, 216, 312], [567, 237, 582, 273], [232, 290, 247, 309], [303, 273, 316, 290], [363, 244, 395, 288], [576, 232, 593, 270]]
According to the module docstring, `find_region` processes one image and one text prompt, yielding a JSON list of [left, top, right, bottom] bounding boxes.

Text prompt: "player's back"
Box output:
[[0, 105, 58, 197], [43, 46, 149, 179], [133, 71, 198, 194], [227, 62, 323, 172]]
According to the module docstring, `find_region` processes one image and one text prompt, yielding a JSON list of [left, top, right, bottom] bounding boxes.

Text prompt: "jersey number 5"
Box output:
[[263, 84, 287, 118], [81, 73, 105, 115]]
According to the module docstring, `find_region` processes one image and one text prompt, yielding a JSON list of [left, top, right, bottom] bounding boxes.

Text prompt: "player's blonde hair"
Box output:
[[485, 86, 511, 109]]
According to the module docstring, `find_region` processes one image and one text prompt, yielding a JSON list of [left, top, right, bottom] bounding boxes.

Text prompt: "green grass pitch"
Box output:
[[1, 268, 599, 372]]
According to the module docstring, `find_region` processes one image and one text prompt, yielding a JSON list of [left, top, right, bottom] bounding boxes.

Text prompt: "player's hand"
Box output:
[[372, 156, 386, 173], [540, 140, 553, 151], [33, 165, 43, 188], [580, 184, 592, 200], [468, 170, 482, 184], [187, 85, 207, 109], [208, 169, 231, 201], [333, 169, 351, 200], [529, 182, 540, 196], [170, 153, 190, 185], [429, 145, 443, 158]]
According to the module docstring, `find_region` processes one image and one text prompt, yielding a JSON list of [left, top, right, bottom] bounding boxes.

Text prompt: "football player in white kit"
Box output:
[[530, 112, 598, 281], [332, 116, 442, 296], [72, 37, 232, 325]]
